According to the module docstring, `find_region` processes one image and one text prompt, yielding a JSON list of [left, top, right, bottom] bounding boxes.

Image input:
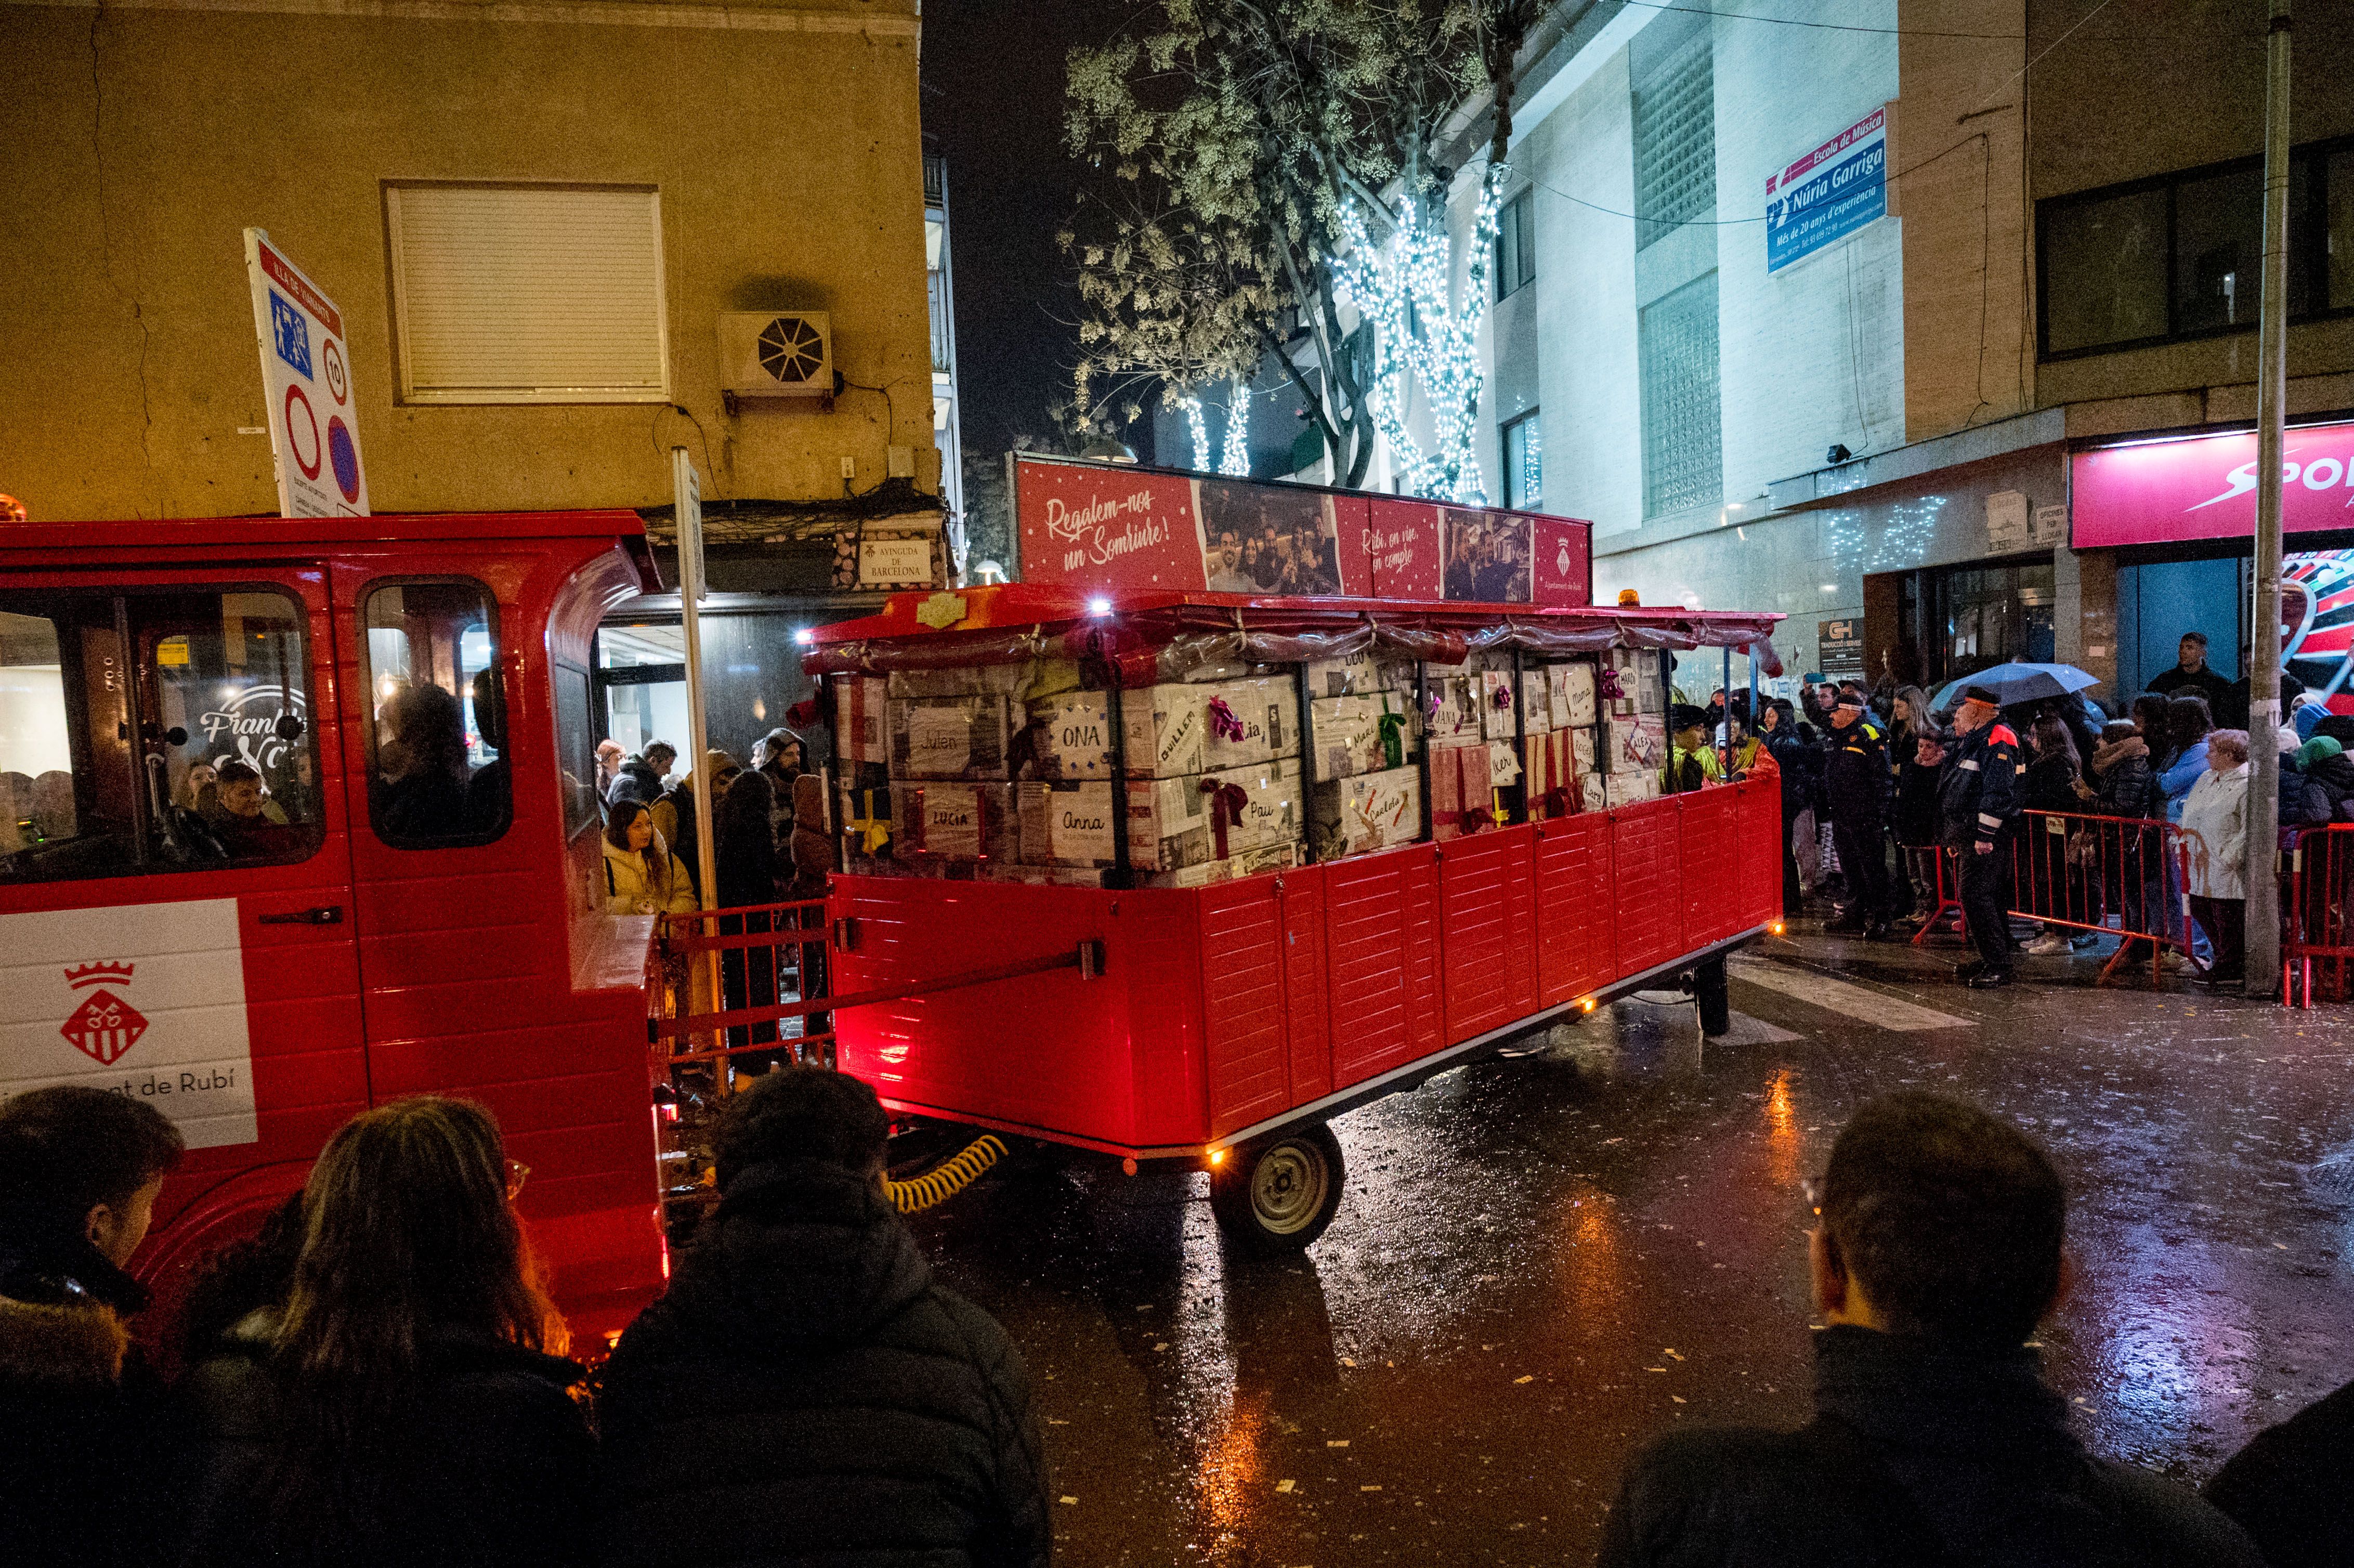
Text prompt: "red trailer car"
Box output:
[[0, 511, 671, 1347], [800, 583, 1786, 1251]]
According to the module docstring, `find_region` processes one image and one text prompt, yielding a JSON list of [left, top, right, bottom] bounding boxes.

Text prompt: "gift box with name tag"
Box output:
[[1310, 765, 1423, 860], [890, 781, 1018, 863], [1306, 691, 1418, 782], [890, 696, 1015, 781]]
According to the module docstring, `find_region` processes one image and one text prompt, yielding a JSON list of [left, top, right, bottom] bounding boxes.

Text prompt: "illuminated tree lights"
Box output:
[[1179, 379, 1256, 478], [1333, 166, 1508, 507]]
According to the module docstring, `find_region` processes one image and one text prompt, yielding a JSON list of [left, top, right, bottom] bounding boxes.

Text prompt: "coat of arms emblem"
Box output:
[[61, 962, 147, 1065]]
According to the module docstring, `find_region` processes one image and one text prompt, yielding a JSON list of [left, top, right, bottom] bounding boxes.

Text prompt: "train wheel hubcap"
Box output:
[[1251, 1143, 1328, 1234]]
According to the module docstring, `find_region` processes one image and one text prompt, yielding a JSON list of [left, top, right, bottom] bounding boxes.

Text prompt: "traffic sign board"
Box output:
[[244, 230, 369, 517]]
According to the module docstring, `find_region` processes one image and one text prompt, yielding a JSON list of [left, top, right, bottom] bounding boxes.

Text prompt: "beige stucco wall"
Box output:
[[0, 0, 932, 521]]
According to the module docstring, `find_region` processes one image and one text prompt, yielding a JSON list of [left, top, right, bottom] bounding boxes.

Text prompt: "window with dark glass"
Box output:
[[553, 663, 599, 838], [1493, 190, 1536, 300], [1501, 409, 1542, 511], [0, 589, 322, 882], [2039, 137, 2354, 358], [361, 581, 510, 848]]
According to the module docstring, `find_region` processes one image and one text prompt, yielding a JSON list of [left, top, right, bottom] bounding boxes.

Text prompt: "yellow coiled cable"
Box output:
[[886, 1133, 1008, 1214]]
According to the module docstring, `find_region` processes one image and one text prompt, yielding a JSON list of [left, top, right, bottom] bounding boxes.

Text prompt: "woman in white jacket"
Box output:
[[603, 799, 697, 915], [2177, 728, 2252, 988]]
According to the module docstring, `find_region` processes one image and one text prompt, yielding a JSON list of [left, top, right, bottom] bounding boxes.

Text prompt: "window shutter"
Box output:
[[386, 184, 669, 403]]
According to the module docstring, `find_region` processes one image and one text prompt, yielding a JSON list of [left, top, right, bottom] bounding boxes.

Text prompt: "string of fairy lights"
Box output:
[[1334, 166, 1510, 506]]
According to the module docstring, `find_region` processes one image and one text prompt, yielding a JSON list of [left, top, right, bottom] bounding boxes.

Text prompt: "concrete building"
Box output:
[[1433, 0, 2354, 709], [1, 0, 949, 762]]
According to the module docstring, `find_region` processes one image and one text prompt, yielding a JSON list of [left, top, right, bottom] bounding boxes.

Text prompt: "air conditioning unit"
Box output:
[[718, 311, 833, 403]]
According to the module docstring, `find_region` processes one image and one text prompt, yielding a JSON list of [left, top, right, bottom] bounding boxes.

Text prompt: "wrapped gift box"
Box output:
[[1199, 673, 1298, 770], [1429, 741, 1498, 841], [1017, 759, 1302, 870], [1575, 772, 1608, 814], [835, 675, 889, 766], [1307, 691, 1417, 782], [1311, 765, 1422, 860], [1606, 713, 1667, 776], [890, 781, 1017, 863], [1523, 728, 1580, 818], [1019, 693, 1130, 781], [1479, 671, 1521, 740], [1548, 661, 1598, 727], [1602, 648, 1666, 717], [891, 696, 1015, 780], [838, 778, 896, 871], [1487, 739, 1523, 790], [1302, 649, 1405, 698], [1424, 674, 1483, 742], [1606, 772, 1660, 809], [887, 664, 1031, 700]]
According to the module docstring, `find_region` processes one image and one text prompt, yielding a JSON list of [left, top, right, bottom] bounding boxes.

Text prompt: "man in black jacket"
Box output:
[[596, 1066, 1050, 1568], [1942, 685, 2025, 988], [2148, 632, 2237, 717], [608, 741, 677, 807], [1822, 692, 1893, 938], [2206, 1375, 2354, 1568], [1599, 1092, 2264, 1568]]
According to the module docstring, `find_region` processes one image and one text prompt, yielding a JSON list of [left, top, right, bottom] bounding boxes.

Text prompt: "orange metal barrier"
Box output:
[[1908, 812, 2193, 986], [2284, 824, 2354, 1007]]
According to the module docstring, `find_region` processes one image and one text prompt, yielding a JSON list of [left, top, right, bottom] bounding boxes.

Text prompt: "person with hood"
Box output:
[[1598, 1092, 2264, 1568], [2293, 734, 2354, 820], [607, 741, 676, 808], [2179, 729, 2253, 990], [595, 1066, 1050, 1568], [651, 749, 742, 897], [170, 1096, 591, 1568], [604, 799, 697, 916], [0, 1087, 184, 1568], [2277, 739, 2334, 827]]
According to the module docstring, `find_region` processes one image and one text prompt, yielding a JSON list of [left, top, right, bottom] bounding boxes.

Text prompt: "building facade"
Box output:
[[2, 0, 947, 763], [1439, 0, 2354, 709]]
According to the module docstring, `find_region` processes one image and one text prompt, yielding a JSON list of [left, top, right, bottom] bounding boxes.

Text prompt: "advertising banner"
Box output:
[[243, 229, 369, 518], [1766, 108, 1888, 273], [1012, 456, 1591, 604], [2071, 421, 2354, 548]]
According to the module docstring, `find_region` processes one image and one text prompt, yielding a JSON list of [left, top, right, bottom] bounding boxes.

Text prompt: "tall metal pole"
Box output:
[[2244, 0, 2291, 999], [673, 447, 725, 1049]]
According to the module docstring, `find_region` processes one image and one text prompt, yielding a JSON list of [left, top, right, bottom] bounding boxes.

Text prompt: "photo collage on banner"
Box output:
[[1012, 455, 1590, 607]]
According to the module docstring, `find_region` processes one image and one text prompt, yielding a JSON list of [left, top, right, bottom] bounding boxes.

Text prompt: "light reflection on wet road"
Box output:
[[908, 927, 2354, 1565]]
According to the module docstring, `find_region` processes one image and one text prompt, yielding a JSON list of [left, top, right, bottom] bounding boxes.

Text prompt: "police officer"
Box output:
[[1822, 690, 1893, 938], [1941, 684, 2025, 988]]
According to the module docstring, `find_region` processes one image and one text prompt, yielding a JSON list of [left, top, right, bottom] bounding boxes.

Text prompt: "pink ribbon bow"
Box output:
[[1206, 697, 1247, 743]]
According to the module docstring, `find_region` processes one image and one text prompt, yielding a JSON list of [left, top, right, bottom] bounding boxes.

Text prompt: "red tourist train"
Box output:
[[0, 511, 668, 1344], [789, 455, 1787, 1249]]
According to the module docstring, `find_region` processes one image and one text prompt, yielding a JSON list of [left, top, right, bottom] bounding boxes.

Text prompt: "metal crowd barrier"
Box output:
[[2283, 824, 2354, 1007], [653, 896, 836, 1071], [1909, 811, 2194, 987]]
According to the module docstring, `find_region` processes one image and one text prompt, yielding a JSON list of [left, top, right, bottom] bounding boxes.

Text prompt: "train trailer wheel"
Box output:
[[1209, 1123, 1345, 1255], [1694, 956, 1731, 1037]]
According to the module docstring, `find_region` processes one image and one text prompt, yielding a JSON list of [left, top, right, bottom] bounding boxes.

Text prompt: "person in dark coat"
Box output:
[[716, 765, 792, 1056], [607, 742, 676, 808], [1821, 691, 1893, 938], [2206, 1375, 2354, 1568], [2294, 734, 2354, 819], [2148, 631, 2237, 716], [1891, 729, 1948, 929], [169, 1096, 591, 1568], [1598, 1092, 2265, 1568], [373, 682, 474, 841], [0, 1087, 184, 1568], [595, 1066, 1051, 1568], [2082, 719, 2162, 952], [1942, 686, 2025, 987], [1761, 700, 1810, 913]]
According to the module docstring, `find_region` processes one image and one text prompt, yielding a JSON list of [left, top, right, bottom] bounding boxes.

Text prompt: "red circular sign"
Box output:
[[283, 384, 322, 479]]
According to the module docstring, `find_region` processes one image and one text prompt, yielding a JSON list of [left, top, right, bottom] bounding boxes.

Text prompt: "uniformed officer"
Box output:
[[1940, 684, 2025, 987], [1822, 691, 1893, 938]]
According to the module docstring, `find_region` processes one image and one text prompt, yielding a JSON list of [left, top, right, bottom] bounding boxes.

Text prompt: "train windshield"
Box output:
[[0, 589, 323, 882]]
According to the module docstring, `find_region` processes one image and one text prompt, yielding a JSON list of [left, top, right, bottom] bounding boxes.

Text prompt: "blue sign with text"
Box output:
[[1765, 109, 1887, 273]]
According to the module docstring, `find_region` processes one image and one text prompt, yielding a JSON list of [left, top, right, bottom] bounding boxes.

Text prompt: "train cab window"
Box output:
[[0, 590, 322, 882], [361, 582, 511, 847]]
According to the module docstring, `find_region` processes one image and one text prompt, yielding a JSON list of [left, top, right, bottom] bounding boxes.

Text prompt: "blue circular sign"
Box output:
[[327, 417, 361, 503]]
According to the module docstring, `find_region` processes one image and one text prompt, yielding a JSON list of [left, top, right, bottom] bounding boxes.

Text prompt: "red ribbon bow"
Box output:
[[1491, 682, 1513, 710], [1206, 697, 1246, 743], [1201, 779, 1250, 858], [1598, 667, 1625, 701]]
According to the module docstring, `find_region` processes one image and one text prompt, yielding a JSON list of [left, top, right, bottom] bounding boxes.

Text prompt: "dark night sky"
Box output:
[[923, 1, 1138, 463]]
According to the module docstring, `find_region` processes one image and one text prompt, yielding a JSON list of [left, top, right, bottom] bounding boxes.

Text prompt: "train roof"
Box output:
[[804, 584, 1785, 675], [0, 508, 659, 581]]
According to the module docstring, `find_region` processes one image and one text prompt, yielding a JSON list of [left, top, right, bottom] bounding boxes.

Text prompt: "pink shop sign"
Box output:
[[2071, 421, 2354, 548]]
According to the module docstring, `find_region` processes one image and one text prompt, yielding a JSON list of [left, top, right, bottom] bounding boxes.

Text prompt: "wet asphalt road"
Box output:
[[907, 919, 2354, 1567]]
